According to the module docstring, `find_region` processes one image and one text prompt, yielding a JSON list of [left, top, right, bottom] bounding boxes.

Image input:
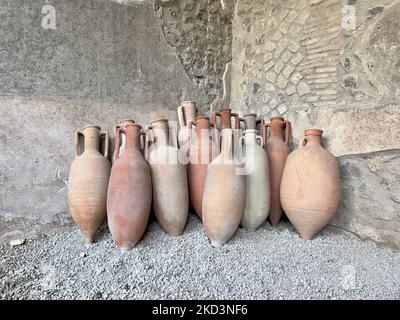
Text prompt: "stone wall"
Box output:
[[154, 0, 233, 113], [231, 0, 400, 247]]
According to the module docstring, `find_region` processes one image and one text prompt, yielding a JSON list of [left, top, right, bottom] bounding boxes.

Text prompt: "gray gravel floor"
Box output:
[[1, 214, 399, 300]]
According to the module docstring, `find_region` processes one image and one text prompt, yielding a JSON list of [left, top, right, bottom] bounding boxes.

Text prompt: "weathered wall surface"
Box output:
[[0, 0, 199, 104], [231, 0, 400, 247], [0, 0, 231, 242], [154, 0, 233, 113]]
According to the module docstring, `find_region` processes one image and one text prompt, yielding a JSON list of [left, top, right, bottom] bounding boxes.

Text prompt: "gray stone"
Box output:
[[291, 72, 304, 85], [281, 50, 293, 63], [274, 61, 285, 74], [277, 74, 289, 89], [286, 85, 297, 96], [155, 0, 233, 110], [266, 71, 277, 83], [332, 150, 400, 249], [368, 6, 384, 17], [282, 64, 296, 79], [343, 75, 358, 89], [288, 41, 300, 53]]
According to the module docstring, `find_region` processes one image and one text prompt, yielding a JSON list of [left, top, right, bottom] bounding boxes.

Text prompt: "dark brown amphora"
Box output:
[[211, 108, 240, 130], [281, 129, 341, 239], [187, 116, 220, 219], [263, 117, 291, 226], [107, 124, 152, 251]]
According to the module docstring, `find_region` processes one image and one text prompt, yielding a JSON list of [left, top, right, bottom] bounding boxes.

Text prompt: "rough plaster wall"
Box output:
[[154, 0, 233, 114], [0, 0, 217, 242], [231, 0, 400, 247], [0, 0, 198, 104]]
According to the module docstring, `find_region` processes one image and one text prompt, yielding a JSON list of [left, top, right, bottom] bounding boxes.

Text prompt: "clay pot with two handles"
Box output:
[[107, 123, 152, 251], [68, 125, 111, 244], [202, 128, 245, 247], [187, 116, 220, 219], [177, 101, 197, 148]]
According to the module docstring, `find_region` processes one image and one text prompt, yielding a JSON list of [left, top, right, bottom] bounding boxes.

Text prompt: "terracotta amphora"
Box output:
[[211, 108, 240, 130], [263, 117, 291, 226], [146, 119, 189, 236], [107, 124, 152, 251], [202, 129, 245, 247], [67, 125, 111, 244], [187, 117, 220, 219], [177, 101, 197, 148], [240, 113, 265, 134], [112, 119, 135, 164], [280, 129, 341, 240], [239, 130, 270, 231]]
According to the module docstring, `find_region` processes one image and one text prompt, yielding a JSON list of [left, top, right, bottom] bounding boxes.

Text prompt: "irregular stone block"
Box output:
[[296, 81, 311, 96], [286, 85, 297, 96], [281, 50, 293, 63], [290, 52, 303, 65], [331, 150, 400, 249], [288, 41, 301, 53], [282, 64, 296, 79], [277, 74, 289, 89], [268, 98, 278, 110], [266, 71, 277, 83]]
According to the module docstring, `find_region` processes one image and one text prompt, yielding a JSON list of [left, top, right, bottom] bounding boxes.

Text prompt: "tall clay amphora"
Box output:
[[187, 117, 220, 219], [263, 117, 291, 226], [67, 125, 111, 244], [146, 119, 189, 236], [280, 129, 341, 240], [240, 113, 265, 134], [107, 124, 152, 251], [240, 130, 270, 231], [203, 129, 245, 247], [177, 101, 197, 148], [211, 108, 240, 130], [112, 119, 135, 164]]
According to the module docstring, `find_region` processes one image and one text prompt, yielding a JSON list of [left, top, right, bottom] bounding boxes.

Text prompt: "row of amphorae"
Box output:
[[68, 101, 341, 250]]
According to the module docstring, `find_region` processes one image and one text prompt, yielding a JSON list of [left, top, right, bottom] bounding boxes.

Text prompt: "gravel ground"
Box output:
[[1, 214, 399, 300]]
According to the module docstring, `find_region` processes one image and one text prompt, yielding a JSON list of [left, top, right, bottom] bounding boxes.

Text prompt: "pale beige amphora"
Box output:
[[68, 125, 111, 244]]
